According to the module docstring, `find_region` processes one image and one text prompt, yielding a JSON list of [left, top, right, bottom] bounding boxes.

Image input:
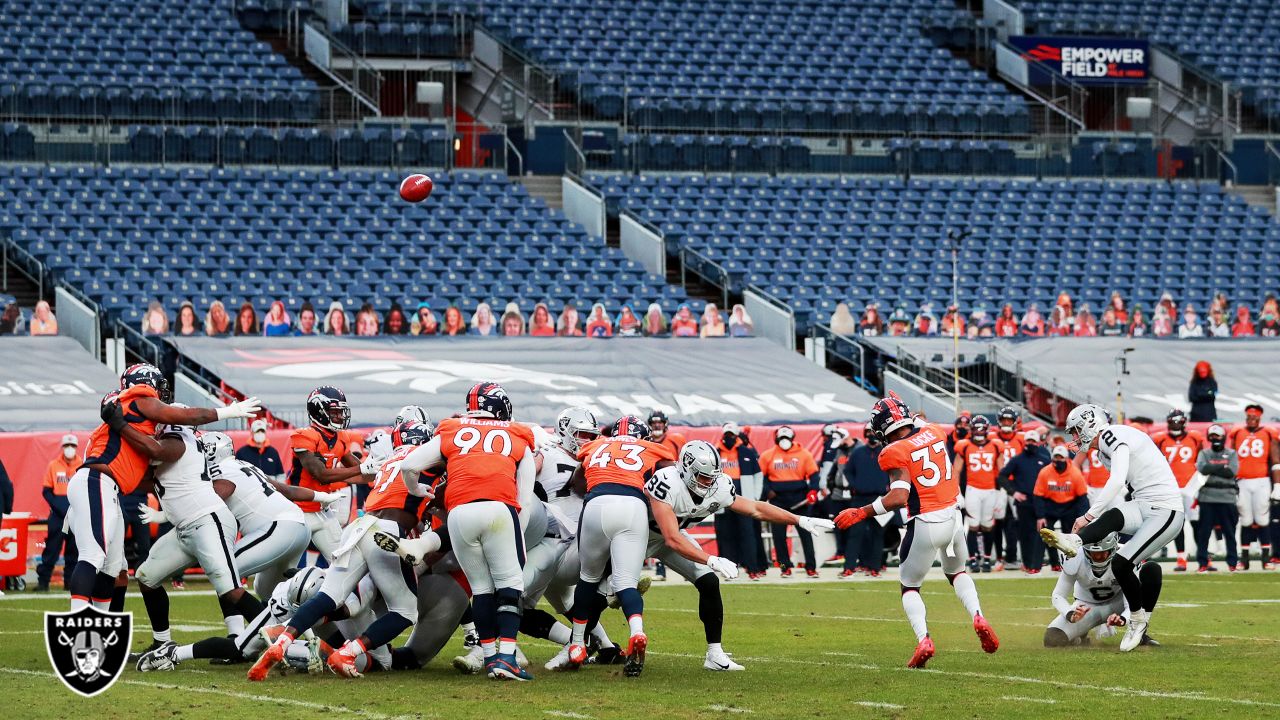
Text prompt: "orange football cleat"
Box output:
[[907, 636, 935, 669], [973, 614, 999, 654], [623, 633, 648, 677], [327, 650, 362, 678], [247, 638, 287, 681]]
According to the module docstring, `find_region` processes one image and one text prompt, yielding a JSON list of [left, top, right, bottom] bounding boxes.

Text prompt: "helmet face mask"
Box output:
[[678, 440, 721, 497], [868, 393, 914, 443], [391, 420, 432, 448], [1066, 404, 1107, 452], [647, 410, 669, 439], [1166, 409, 1187, 436], [465, 382, 513, 421], [1082, 532, 1118, 573], [121, 363, 172, 403], [970, 416, 990, 443]]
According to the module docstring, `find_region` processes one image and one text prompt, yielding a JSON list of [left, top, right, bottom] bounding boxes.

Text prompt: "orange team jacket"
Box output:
[[289, 426, 356, 512], [953, 437, 1005, 491], [717, 440, 742, 479], [758, 444, 820, 494], [879, 423, 959, 517], [654, 431, 687, 458], [1034, 463, 1087, 505], [438, 417, 536, 512], [82, 384, 159, 494], [578, 435, 675, 496], [1229, 426, 1277, 479], [995, 432, 1025, 465], [365, 445, 426, 519], [44, 455, 79, 497], [1152, 430, 1204, 488]]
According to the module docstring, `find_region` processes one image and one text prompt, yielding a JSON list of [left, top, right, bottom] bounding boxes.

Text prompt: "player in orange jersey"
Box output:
[[954, 416, 1005, 573], [69, 363, 259, 611], [646, 409, 686, 456], [991, 407, 1025, 571], [1152, 409, 1203, 571], [394, 382, 538, 681], [249, 421, 443, 680], [1228, 404, 1280, 569], [835, 394, 998, 669], [563, 415, 676, 677]]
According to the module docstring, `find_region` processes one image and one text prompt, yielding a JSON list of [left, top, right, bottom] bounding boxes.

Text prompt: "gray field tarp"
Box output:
[[864, 336, 1280, 421], [0, 336, 118, 430], [170, 336, 879, 427]]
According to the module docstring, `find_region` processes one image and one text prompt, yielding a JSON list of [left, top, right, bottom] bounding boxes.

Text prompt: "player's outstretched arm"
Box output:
[[1050, 570, 1075, 616], [730, 496, 834, 534], [400, 437, 444, 497], [103, 399, 183, 462], [834, 469, 909, 529], [134, 395, 261, 426]]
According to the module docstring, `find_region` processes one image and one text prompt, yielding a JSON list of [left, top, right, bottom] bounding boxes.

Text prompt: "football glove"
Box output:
[[707, 555, 739, 581], [834, 506, 868, 529], [1271, 483, 1280, 502], [359, 456, 383, 476], [216, 397, 262, 421], [100, 392, 127, 431], [139, 505, 168, 525], [797, 516, 835, 534], [311, 491, 345, 509]]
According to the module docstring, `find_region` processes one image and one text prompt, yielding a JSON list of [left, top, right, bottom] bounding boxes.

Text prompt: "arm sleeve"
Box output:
[[400, 437, 444, 497], [1051, 571, 1075, 615], [515, 453, 536, 532], [1086, 445, 1128, 518]]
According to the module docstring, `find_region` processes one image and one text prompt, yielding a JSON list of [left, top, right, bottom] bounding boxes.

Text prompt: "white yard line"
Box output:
[[0, 667, 419, 719], [705, 705, 753, 714], [853, 702, 906, 710], [544, 712, 595, 720], [1000, 696, 1056, 704]]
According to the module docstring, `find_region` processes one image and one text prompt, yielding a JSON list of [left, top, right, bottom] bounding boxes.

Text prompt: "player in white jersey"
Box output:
[[642, 441, 833, 671], [200, 432, 314, 600], [537, 406, 600, 533], [1041, 404, 1184, 651], [1044, 533, 1163, 647], [133, 422, 264, 655]]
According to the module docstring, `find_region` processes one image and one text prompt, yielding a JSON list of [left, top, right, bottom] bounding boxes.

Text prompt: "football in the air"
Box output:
[[399, 173, 434, 202]]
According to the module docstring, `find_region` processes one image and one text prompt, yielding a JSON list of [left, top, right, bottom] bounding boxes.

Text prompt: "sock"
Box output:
[[589, 621, 614, 649], [91, 571, 115, 609], [1077, 507, 1125, 544], [694, 573, 723, 644], [460, 604, 474, 626], [288, 592, 338, 637], [1111, 554, 1143, 612], [975, 532, 985, 561], [110, 581, 128, 612], [339, 638, 367, 657], [188, 636, 238, 661], [68, 560, 100, 606], [363, 611, 413, 650], [616, 587, 643, 626], [570, 619, 588, 646], [480, 639, 497, 659], [1138, 562, 1163, 612], [983, 530, 995, 560], [569, 580, 602, 643], [902, 589, 929, 642], [708, 642, 723, 655], [141, 586, 170, 635], [461, 620, 477, 639], [471, 592, 498, 657], [627, 613, 644, 636], [225, 615, 246, 636], [949, 572, 982, 619], [549, 621, 571, 645], [234, 591, 266, 619], [176, 644, 196, 662], [966, 532, 978, 560], [495, 588, 523, 656]]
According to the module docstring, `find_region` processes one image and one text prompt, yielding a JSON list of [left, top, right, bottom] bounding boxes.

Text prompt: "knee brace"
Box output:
[[496, 587, 523, 618], [900, 584, 920, 596], [944, 571, 965, 585]]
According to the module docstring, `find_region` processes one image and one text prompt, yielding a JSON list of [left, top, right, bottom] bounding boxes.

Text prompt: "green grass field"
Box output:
[[3, 570, 1278, 720]]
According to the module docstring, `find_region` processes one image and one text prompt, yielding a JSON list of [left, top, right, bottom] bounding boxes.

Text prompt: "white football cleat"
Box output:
[[704, 647, 745, 671], [1120, 609, 1149, 652], [452, 634, 485, 674], [515, 645, 529, 669], [544, 644, 579, 672], [306, 635, 324, 675], [135, 641, 177, 672], [1038, 528, 1081, 559], [373, 531, 434, 566]]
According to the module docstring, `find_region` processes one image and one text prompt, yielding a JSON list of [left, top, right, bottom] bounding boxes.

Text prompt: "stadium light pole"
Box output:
[[946, 227, 972, 417]]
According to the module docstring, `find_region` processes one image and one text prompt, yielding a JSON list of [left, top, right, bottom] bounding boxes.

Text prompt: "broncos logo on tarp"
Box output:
[[45, 606, 131, 697]]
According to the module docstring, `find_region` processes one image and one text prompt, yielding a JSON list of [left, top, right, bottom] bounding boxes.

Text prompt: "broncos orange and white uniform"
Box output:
[[288, 426, 356, 560], [954, 437, 1004, 529], [576, 433, 675, 594], [881, 423, 967, 586], [1153, 429, 1203, 521], [1229, 424, 1277, 531], [992, 431, 1023, 521], [70, 384, 159, 583]]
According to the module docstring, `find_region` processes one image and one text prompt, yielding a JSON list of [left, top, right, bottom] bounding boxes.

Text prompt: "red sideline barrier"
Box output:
[[5, 420, 1263, 517]]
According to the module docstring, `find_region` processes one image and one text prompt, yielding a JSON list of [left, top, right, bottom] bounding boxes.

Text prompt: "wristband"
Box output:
[[871, 497, 887, 515], [1270, 464, 1280, 473]]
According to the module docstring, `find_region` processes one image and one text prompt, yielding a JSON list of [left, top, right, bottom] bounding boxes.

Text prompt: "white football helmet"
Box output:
[[201, 431, 234, 465], [1065, 403, 1109, 451], [555, 406, 600, 453], [395, 404, 430, 426], [286, 566, 326, 608], [678, 440, 722, 497], [1082, 532, 1118, 574]]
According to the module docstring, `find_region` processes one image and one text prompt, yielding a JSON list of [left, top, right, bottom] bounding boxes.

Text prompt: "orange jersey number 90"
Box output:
[[455, 427, 514, 456], [588, 442, 646, 471], [910, 441, 953, 487]]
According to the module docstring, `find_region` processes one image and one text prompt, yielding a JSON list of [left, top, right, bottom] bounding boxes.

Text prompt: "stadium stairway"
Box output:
[[519, 175, 563, 210], [1229, 185, 1277, 218]]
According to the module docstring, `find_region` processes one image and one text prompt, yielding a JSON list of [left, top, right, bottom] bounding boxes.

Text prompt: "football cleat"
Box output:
[[128, 638, 166, 665], [135, 641, 177, 672], [1038, 528, 1080, 558], [623, 633, 648, 678], [327, 649, 362, 678], [488, 652, 532, 681], [1174, 557, 1188, 572], [566, 643, 589, 668], [1139, 634, 1161, 647], [973, 615, 999, 654], [545, 644, 581, 672], [1198, 564, 1217, 573], [452, 643, 485, 675], [980, 559, 993, 573], [838, 569, 855, 579], [704, 647, 745, 671], [806, 568, 820, 578], [780, 567, 793, 578], [306, 634, 325, 675], [373, 530, 431, 566], [1120, 609, 1149, 652], [907, 636, 935, 669], [867, 570, 881, 578], [588, 645, 625, 665], [992, 561, 1005, 572], [247, 637, 289, 681]]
